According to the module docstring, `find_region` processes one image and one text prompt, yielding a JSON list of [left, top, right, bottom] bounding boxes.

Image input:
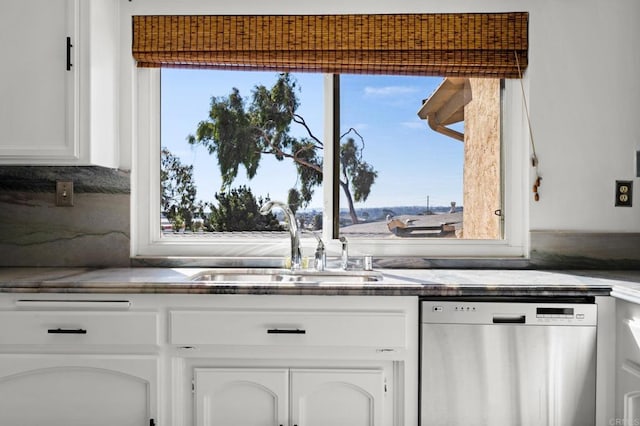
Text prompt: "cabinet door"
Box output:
[[0, 356, 157, 426], [617, 304, 640, 424], [290, 368, 384, 426], [619, 361, 640, 426], [0, 0, 78, 162], [194, 367, 289, 426]]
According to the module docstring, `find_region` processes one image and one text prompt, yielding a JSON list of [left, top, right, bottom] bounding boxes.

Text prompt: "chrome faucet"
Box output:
[[260, 200, 301, 270], [339, 236, 348, 270]]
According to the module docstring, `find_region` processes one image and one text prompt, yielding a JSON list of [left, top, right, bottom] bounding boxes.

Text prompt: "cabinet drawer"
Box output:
[[170, 310, 406, 349], [0, 312, 158, 346]]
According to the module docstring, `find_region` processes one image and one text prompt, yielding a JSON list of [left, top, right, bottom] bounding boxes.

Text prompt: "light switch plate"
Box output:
[[56, 181, 74, 207]]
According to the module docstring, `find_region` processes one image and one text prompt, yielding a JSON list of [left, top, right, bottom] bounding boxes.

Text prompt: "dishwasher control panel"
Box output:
[[536, 306, 578, 319], [422, 301, 597, 326]]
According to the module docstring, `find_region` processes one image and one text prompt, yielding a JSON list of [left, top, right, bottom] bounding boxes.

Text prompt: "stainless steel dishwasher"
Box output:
[[420, 300, 597, 426]]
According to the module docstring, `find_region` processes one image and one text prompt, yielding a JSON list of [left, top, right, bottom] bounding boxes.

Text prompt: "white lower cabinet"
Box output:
[[619, 362, 640, 424], [0, 293, 418, 426], [0, 356, 157, 426], [290, 368, 383, 426], [195, 368, 289, 426], [195, 367, 383, 426], [0, 296, 160, 426], [617, 299, 640, 425]]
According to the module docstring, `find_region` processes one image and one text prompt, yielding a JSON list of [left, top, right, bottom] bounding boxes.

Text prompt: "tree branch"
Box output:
[[340, 127, 367, 161], [293, 143, 316, 158], [255, 126, 323, 174], [291, 111, 323, 148]]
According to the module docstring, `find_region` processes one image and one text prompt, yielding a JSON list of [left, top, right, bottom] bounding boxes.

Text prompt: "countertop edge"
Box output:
[[611, 285, 640, 304], [0, 267, 634, 297]]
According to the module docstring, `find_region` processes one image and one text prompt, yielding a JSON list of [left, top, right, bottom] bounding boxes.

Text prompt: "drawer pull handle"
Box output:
[[267, 328, 306, 334], [66, 37, 73, 71], [47, 328, 87, 334]]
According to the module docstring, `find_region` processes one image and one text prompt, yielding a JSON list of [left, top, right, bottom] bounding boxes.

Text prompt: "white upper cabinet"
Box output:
[[0, 0, 118, 166], [0, 0, 75, 162]]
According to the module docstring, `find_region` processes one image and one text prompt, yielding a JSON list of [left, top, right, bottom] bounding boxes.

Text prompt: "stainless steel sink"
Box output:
[[191, 268, 283, 282], [190, 268, 382, 284]]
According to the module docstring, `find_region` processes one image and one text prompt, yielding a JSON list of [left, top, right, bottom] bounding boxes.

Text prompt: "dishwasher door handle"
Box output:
[[492, 315, 526, 324]]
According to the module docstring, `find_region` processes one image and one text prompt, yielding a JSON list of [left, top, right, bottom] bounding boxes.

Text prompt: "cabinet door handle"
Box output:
[[66, 37, 73, 71], [47, 328, 87, 334], [267, 328, 306, 334]]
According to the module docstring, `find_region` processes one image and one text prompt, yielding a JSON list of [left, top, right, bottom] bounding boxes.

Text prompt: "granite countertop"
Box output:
[[1, 267, 638, 297]]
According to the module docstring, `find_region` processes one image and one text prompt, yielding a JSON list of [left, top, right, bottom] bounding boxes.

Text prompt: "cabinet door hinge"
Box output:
[[191, 379, 195, 394]]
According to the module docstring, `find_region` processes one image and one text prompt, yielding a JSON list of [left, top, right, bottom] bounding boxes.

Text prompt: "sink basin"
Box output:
[[190, 268, 382, 284], [191, 268, 282, 282], [277, 270, 382, 283]]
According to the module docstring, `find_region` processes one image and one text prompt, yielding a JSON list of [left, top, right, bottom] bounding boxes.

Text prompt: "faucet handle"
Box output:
[[311, 233, 326, 271], [339, 236, 348, 270]]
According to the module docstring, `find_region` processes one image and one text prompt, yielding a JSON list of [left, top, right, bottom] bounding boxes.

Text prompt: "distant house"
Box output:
[[418, 78, 501, 239], [160, 214, 173, 232]]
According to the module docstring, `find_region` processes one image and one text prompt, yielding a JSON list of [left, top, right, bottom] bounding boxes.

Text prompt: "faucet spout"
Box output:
[[260, 201, 301, 270]]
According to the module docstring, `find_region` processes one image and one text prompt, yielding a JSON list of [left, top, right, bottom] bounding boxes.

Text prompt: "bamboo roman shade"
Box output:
[[132, 13, 528, 78]]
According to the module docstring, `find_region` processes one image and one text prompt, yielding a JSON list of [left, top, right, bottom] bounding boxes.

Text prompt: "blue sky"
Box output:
[[161, 70, 463, 209]]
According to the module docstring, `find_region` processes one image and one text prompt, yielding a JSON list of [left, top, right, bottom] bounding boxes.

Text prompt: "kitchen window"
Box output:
[[129, 12, 530, 259]]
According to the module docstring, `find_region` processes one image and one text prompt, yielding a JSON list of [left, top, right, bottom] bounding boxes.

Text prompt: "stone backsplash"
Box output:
[[529, 231, 640, 269], [1, 166, 638, 269], [0, 166, 130, 267]]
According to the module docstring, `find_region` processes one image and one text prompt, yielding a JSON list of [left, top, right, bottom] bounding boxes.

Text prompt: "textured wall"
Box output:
[[463, 78, 501, 239], [0, 167, 130, 267]]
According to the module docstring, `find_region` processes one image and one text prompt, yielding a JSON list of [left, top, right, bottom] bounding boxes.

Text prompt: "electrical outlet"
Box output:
[[615, 180, 632, 207], [56, 181, 74, 207]]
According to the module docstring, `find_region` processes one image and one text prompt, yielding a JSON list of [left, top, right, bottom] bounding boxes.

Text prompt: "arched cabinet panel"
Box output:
[[194, 367, 384, 426], [290, 369, 383, 426], [0, 356, 157, 426], [194, 368, 288, 426]]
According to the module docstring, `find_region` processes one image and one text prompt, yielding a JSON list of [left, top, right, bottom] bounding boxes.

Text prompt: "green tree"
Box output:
[[287, 188, 302, 214], [161, 147, 199, 230], [339, 132, 378, 224], [188, 73, 377, 225], [207, 186, 283, 232]]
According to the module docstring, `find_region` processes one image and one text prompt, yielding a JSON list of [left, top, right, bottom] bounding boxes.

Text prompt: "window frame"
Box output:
[[130, 67, 529, 260], [122, 2, 531, 261]]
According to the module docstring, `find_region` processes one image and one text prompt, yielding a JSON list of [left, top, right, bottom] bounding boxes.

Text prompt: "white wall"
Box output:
[[527, 0, 640, 232], [120, 0, 640, 234]]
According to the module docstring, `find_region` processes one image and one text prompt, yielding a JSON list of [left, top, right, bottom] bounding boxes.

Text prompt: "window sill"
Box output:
[[130, 255, 531, 269]]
